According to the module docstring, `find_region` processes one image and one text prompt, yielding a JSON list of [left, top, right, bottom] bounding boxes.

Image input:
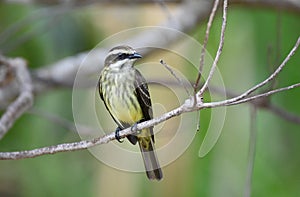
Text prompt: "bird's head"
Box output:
[[104, 45, 142, 70]]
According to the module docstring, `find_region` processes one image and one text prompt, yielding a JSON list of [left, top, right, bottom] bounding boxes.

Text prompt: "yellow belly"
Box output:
[[101, 69, 144, 126], [110, 98, 143, 124]]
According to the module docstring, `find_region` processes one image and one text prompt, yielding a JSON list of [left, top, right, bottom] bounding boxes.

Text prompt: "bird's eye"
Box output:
[[118, 53, 127, 60]]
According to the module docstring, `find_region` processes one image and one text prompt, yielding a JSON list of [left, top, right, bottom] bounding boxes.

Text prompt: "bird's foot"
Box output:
[[131, 119, 145, 134], [115, 127, 124, 143]]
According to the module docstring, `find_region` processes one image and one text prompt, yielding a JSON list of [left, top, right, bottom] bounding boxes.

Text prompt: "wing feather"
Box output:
[[134, 70, 155, 142]]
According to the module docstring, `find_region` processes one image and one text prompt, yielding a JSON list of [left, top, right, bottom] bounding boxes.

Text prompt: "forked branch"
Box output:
[[0, 57, 33, 140]]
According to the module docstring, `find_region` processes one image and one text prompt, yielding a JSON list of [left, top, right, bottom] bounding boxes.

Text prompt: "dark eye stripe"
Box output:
[[117, 53, 128, 60]]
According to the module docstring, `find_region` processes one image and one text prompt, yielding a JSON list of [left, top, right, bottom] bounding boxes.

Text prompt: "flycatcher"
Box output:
[[98, 45, 163, 180]]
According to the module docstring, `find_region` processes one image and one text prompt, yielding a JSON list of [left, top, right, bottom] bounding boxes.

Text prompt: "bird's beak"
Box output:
[[129, 52, 142, 59]]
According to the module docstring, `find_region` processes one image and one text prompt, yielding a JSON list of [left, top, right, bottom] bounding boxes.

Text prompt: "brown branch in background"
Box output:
[[198, 0, 228, 96], [268, 104, 300, 124], [244, 106, 257, 197], [0, 57, 33, 140]]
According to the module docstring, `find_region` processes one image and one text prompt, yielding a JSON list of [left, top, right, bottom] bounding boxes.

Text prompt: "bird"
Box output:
[[98, 45, 163, 180]]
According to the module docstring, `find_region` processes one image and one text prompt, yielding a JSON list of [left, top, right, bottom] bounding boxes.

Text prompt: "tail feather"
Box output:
[[138, 139, 163, 181]]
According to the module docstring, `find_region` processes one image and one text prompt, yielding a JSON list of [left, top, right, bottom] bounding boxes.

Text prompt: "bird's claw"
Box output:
[[131, 119, 145, 134], [131, 123, 138, 133], [115, 127, 124, 143]]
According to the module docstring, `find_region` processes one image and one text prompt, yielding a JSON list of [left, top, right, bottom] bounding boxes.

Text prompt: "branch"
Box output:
[[159, 59, 190, 96], [207, 83, 300, 125], [203, 36, 300, 108], [268, 104, 300, 124], [225, 83, 300, 107], [0, 102, 187, 160], [198, 0, 228, 96], [0, 57, 33, 140], [194, 0, 220, 93]]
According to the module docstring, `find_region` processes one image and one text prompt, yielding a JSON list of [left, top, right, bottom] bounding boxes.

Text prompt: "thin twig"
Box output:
[[224, 83, 300, 107], [0, 57, 33, 140], [203, 36, 300, 107], [207, 82, 300, 124], [198, 0, 228, 96], [265, 10, 282, 91], [194, 0, 220, 132], [160, 59, 191, 96], [194, 0, 220, 93], [235, 36, 300, 100], [244, 106, 257, 197]]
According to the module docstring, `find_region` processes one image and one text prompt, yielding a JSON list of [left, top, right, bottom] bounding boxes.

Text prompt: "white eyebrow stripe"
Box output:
[[108, 49, 127, 55], [108, 49, 135, 56]]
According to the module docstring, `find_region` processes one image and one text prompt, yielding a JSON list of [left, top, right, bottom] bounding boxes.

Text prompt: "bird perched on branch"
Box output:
[[98, 45, 163, 180]]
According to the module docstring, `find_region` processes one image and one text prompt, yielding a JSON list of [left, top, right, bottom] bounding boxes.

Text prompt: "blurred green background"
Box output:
[[0, 2, 300, 197]]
